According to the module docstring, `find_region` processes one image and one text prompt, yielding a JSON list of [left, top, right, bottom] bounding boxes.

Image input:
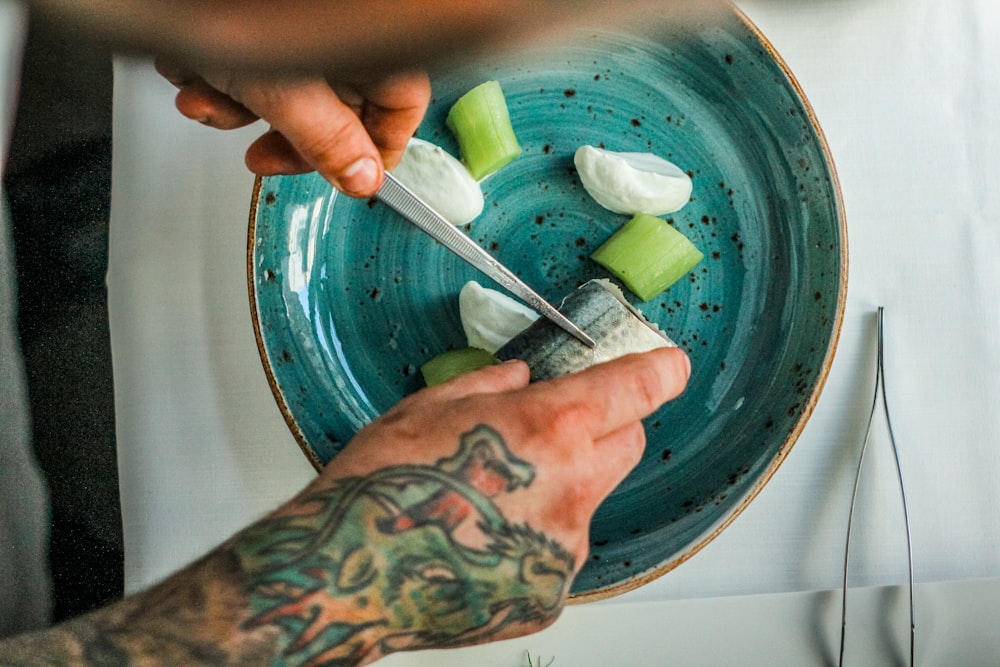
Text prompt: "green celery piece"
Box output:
[[591, 213, 704, 301], [420, 347, 497, 386], [446, 81, 522, 180]]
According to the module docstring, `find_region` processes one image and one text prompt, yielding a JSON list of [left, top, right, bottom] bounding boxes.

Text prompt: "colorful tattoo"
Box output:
[[236, 424, 574, 666], [0, 425, 573, 666]]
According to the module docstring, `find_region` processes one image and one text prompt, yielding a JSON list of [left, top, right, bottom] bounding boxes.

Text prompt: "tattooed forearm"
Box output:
[[0, 425, 574, 667], [235, 424, 573, 665], [0, 551, 279, 666]]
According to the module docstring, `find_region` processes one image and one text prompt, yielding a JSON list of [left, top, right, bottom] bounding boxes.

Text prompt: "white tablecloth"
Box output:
[[108, 0, 1000, 654]]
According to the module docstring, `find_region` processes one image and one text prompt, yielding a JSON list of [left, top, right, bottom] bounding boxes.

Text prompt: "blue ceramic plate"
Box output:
[[249, 8, 846, 601]]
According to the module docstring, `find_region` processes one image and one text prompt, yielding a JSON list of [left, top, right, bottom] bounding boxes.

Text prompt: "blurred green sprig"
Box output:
[[525, 650, 555, 667]]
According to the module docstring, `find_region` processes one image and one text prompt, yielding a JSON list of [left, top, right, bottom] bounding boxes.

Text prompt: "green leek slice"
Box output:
[[591, 214, 704, 301], [420, 347, 497, 387], [446, 81, 522, 180]]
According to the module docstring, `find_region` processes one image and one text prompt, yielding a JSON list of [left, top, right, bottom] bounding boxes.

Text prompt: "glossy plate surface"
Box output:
[[249, 8, 846, 600]]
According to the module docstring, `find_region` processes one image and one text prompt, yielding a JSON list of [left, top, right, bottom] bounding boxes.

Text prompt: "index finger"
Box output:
[[529, 347, 691, 439]]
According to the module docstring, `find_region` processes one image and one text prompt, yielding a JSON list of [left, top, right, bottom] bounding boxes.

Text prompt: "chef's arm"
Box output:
[[0, 350, 689, 666]]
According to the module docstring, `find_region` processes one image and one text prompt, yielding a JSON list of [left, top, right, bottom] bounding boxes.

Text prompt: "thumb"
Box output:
[[218, 75, 384, 196]]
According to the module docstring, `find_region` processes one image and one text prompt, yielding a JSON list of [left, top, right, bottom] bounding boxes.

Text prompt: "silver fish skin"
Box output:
[[494, 279, 676, 382]]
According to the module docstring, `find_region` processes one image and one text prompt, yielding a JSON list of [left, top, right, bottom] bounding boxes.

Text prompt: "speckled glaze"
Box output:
[[248, 7, 847, 601]]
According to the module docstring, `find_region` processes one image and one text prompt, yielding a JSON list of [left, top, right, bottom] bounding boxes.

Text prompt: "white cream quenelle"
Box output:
[[390, 137, 485, 225], [459, 280, 540, 354], [574, 145, 692, 216]]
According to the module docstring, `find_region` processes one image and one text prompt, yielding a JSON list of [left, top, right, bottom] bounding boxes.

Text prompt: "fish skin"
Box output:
[[494, 279, 676, 382]]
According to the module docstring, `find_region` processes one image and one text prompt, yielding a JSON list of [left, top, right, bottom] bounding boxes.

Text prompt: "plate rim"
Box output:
[[247, 176, 329, 473]]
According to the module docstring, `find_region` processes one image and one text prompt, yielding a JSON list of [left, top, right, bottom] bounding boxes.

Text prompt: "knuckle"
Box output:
[[297, 129, 349, 168], [632, 370, 662, 414], [627, 356, 670, 414], [297, 118, 377, 188], [538, 401, 589, 443], [559, 477, 593, 510], [618, 421, 648, 466]]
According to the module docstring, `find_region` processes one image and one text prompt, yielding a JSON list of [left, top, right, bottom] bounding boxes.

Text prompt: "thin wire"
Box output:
[[839, 307, 914, 666]]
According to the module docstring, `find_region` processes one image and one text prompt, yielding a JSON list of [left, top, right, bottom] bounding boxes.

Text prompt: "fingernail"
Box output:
[[338, 157, 379, 196]]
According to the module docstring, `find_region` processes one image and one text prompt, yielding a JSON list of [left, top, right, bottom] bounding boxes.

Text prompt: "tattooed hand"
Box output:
[[0, 348, 689, 666], [330, 346, 691, 577], [238, 347, 691, 664]]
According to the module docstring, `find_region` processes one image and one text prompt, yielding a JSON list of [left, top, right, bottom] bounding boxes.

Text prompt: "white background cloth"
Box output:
[[107, 0, 1000, 654]]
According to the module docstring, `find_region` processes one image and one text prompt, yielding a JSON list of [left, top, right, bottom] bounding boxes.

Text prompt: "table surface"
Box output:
[[107, 0, 1000, 660]]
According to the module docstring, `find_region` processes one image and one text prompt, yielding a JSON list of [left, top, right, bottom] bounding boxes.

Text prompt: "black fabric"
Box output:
[[3, 15, 120, 623]]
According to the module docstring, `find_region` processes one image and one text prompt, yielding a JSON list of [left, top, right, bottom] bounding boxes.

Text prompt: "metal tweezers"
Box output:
[[839, 306, 914, 666], [375, 172, 596, 349]]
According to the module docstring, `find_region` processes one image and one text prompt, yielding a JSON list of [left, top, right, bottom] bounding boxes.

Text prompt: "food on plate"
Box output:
[[591, 213, 704, 301], [459, 280, 540, 354], [574, 145, 692, 215], [446, 80, 522, 180], [390, 137, 485, 225], [495, 279, 676, 381], [418, 90, 702, 385], [420, 346, 498, 386]]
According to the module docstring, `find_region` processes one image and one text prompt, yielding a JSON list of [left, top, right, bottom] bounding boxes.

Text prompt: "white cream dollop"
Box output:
[[459, 281, 539, 353], [573, 145, 692, 215], [390, 137, 485, 225]]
